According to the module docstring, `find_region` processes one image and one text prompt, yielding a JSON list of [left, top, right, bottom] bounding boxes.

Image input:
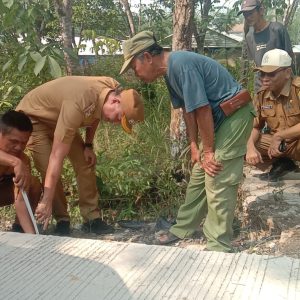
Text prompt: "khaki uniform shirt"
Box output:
[[254, 77, 300, 133], [17, 76, 119, 144]]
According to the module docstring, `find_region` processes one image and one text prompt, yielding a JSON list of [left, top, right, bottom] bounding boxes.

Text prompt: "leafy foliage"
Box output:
[[0, 0, 296, 223], [0, 0, 64, 109], [94, 91, 188, 220]]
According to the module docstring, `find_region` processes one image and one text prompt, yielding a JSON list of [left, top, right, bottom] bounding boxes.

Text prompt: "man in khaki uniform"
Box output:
[[17, 76, 144, 234], [0, 110, 41, 233], [246, 49, 299, 180]]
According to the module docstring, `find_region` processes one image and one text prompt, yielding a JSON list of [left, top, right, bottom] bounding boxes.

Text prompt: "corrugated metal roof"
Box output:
[[203, 28, 243, 48]]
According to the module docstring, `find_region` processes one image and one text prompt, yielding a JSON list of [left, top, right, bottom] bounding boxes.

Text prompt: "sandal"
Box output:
[[156, 232, 180, 245]]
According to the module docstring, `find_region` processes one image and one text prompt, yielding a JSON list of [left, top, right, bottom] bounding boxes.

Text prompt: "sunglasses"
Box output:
[[259, 67, 287, 78]]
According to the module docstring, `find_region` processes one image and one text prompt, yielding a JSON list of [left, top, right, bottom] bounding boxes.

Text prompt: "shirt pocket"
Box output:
[[260, 102, 278, 128], [284, 99, 300, 127]]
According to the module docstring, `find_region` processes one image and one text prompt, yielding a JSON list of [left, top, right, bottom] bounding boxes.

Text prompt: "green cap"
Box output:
[[120, 31, 156, 75]]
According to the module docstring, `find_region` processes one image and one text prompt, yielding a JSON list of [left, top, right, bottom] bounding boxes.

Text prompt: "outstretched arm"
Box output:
[[35, 138, 71, 229]]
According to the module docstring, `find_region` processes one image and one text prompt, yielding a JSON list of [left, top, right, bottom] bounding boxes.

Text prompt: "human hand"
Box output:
[[84, 147, 97, 167], [246, 147, 264, 165], [268, 135, 283, 159], [200, 151, 223, 177], [35, 201, 52, 230], [13, 159, 31, 190]]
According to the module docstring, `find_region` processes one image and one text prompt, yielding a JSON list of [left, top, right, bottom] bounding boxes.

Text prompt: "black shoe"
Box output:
[[82, 218, 114, 235], [54, 220, 71, 236], [259, 158, 297, 181], [11, 223, 24, 233], [155, 217, 176, 231]]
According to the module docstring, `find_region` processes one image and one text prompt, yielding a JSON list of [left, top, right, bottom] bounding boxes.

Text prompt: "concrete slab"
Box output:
[[0, 232, 299, 300], [243, 167, 300, 207]]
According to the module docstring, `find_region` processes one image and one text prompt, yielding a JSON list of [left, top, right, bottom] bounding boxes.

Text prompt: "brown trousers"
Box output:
[[27, 122, 100, 222], [256, 134, 300, 167], [0, 175, 41, 225]]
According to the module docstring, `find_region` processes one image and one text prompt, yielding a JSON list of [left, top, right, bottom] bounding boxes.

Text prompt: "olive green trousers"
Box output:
[[170, 103, 255, 252]]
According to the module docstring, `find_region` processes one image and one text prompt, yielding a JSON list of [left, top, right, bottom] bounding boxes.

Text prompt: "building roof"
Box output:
[[293, 45, 300, 53], [204, 28, 243, 48]]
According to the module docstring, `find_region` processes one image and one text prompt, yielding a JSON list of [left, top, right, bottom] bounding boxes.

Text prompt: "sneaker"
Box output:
[[11, 223, 24, 233], [155, 217, 176, 231], [82, 218, 114, 235], [54, 220, 71, 236]]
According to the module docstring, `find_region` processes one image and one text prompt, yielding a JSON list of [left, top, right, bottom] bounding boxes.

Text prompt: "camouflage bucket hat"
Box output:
[[120, 31, 156, 75]]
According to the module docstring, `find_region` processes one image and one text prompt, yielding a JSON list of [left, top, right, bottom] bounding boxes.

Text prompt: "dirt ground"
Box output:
[[1, 211, 299, 259], [1, 166, 299, 259]]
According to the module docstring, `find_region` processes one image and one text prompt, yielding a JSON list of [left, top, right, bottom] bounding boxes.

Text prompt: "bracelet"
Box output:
[[84, 143, 93, 149]]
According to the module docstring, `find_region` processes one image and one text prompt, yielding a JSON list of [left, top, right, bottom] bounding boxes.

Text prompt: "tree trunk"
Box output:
[[53, 0, 77, 75], [172, 0, 194, 51], [170, 0, 195, 158], [120, 0, 136, 36], [283, 0, 299, 26], [193, 0, 212, 53], [240, 22, 250, 87]]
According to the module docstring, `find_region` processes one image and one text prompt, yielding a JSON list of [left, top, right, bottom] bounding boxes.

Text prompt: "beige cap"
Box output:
[[254, 49, 292, 73], [120, 31, 156, 75], [120, 89, 144, 134], [237, 0, 261, 15]]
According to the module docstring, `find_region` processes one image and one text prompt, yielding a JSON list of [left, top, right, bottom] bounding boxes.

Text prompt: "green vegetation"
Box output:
[[60, 58, 189, 224], [1, 0, 298, 226], [0, 54, 251, 226]]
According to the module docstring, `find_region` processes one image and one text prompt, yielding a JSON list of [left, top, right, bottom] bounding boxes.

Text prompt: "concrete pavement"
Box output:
[[0, 231, 299, 300]]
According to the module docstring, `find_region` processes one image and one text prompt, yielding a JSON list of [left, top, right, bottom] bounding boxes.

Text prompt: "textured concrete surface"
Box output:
[[0, 232, 299, 300], [243, 167, 300, 207], [242, 166, 300, 257]]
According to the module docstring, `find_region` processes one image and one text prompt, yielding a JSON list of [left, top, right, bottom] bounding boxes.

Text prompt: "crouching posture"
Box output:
[[246, 49, 300, 180], [0, 110, 41, 233]]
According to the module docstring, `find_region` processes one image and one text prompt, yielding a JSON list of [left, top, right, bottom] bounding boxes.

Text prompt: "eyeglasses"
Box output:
[[259, 67, 287, 78]]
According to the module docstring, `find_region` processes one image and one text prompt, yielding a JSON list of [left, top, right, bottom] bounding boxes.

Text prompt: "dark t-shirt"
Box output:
[[246, 22, 293, 92], [246, 22, 293, 66]]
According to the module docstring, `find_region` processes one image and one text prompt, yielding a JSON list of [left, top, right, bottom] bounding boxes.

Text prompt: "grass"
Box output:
[[1, 55, 250, 227]]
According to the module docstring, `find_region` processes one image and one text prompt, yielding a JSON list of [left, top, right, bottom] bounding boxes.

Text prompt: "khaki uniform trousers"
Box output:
[[170, 103, 255, 252], [27, 122, 100, 222], [256, 134, 300, 164]]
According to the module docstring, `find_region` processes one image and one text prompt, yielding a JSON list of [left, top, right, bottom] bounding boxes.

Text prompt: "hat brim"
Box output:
[[237, 6, 257, 15], [253, 66, 281, 72], [121, 114, 132, 134], [120, 56, 135, 75]]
